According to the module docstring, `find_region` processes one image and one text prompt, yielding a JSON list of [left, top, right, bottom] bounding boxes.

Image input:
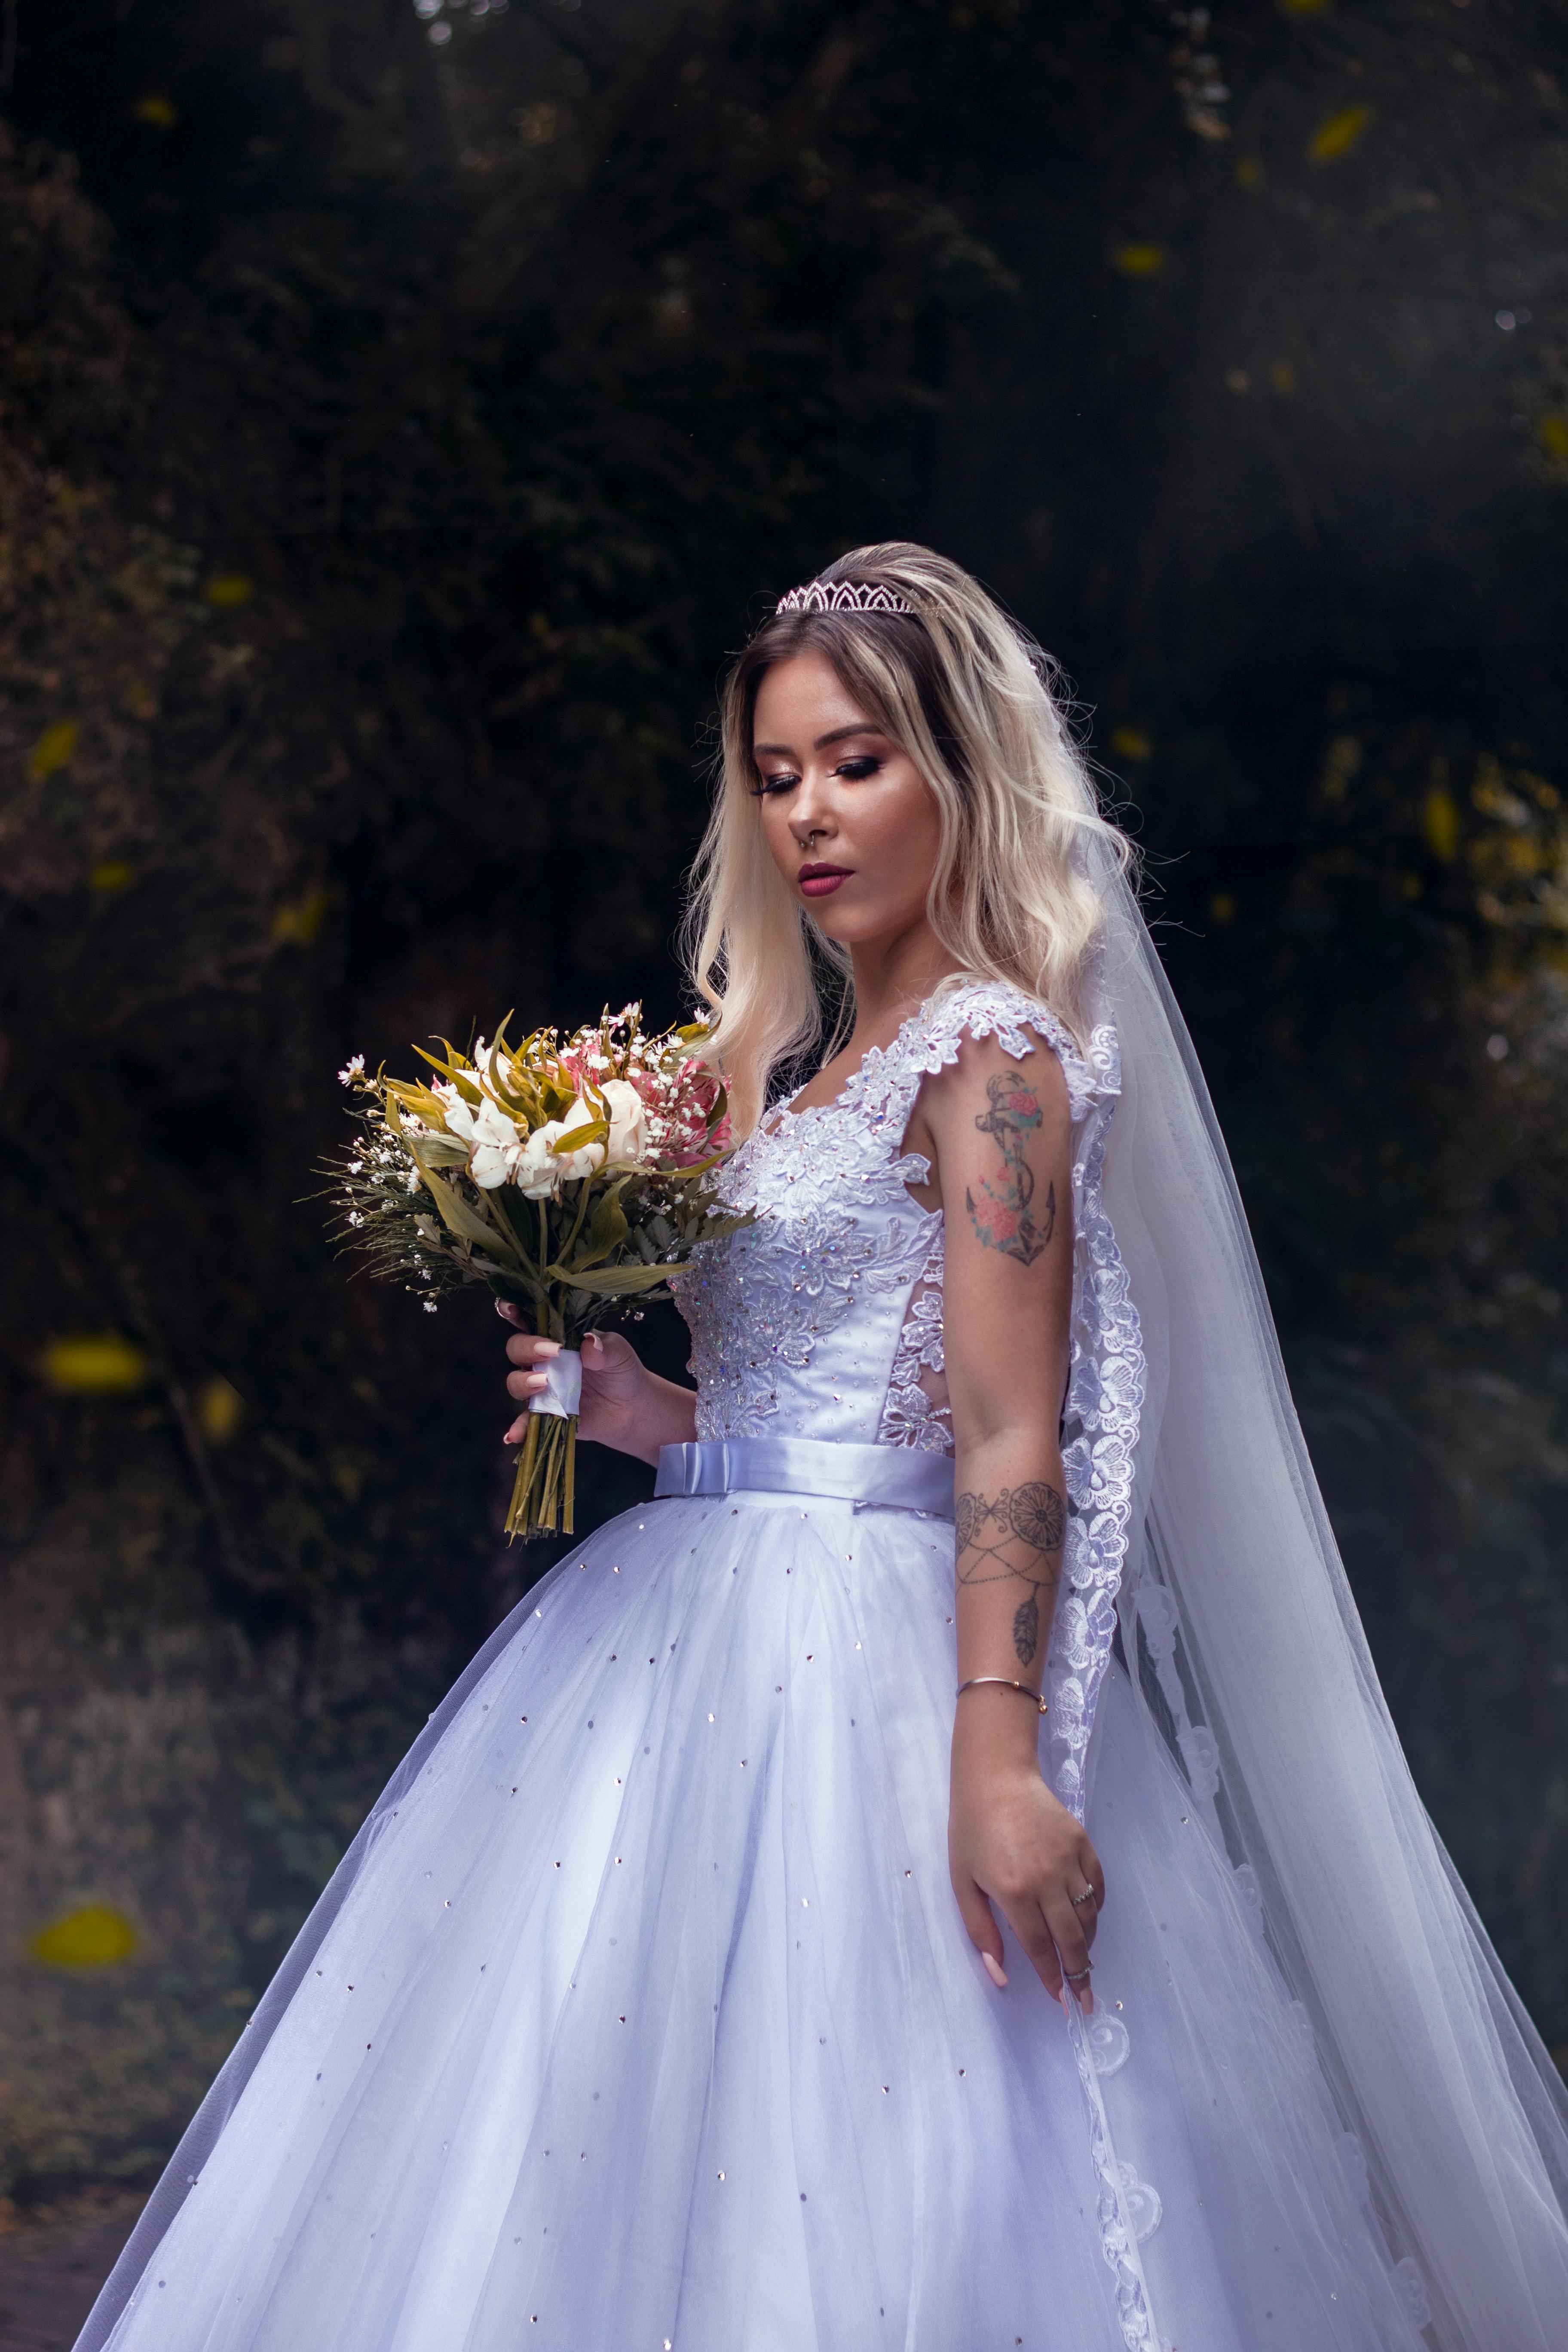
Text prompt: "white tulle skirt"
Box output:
[[99, 1489, 1430, 2352]]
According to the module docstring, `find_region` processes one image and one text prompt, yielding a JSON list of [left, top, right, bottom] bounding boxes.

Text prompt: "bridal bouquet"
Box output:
[[326, 1007, 744, 1539]]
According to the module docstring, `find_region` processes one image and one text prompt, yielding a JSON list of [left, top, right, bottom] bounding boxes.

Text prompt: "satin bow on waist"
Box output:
[[653, 1436, 955, 1520]]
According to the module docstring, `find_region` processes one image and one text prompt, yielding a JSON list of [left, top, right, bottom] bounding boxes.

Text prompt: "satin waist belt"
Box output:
[[654, 1436, 955, 1520]]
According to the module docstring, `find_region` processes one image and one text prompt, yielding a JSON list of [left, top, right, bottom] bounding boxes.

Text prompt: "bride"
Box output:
[[82, 546, 1568, 2351]]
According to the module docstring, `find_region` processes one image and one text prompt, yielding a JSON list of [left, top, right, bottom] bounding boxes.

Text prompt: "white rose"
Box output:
[[598, 1078, 648, 1166]]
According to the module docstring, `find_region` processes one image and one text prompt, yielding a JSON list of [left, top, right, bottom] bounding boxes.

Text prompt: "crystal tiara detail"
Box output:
[[775, 578, 916, 616]]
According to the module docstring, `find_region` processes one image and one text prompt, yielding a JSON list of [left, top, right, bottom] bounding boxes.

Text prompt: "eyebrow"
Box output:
[[752, 721, 887, 756]]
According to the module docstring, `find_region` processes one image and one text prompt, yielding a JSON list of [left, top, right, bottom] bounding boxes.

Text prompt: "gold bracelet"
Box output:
[[956, 1676, 1048, 1715]]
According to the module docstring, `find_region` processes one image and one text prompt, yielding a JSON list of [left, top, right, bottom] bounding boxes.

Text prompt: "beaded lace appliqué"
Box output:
[[879, 1228, 949, 1452], [673, 1045, 941, 1439], [675, 1205, 932, 1440]]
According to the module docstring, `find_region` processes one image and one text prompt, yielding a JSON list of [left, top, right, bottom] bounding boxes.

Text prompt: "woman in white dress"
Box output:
[[80, 546, 1568, 2352]]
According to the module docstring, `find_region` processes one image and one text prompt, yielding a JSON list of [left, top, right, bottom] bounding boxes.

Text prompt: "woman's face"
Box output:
[[750, 649, 943, 952]]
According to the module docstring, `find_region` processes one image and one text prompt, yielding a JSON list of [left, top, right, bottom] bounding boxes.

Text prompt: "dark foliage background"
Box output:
[[2, 0, 1566, 2208]]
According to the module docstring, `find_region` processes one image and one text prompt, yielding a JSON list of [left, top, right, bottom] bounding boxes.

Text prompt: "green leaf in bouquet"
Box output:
[[549, 1168, 642, 1277], [384, 1093, 466, 1167], [410, 1038, 498, 1099], [419, 1134, 469, 1168], [656, 1146, 731, 1181], [566, 1261, 682, 1298], [383, 1078, 453, 1125], [588, 1191, 631, 1254], [484, 1186, 543, 1278], [416, 1165, 521, 1265], [550, 1114, 610, 1156]]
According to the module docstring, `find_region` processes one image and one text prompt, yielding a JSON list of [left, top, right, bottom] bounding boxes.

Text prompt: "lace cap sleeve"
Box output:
[[870, 977, 1110, 1135]]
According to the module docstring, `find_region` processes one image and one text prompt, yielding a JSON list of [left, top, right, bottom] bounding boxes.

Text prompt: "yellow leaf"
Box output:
[[1423, 787, 1460, 863], [1111, 725, 1152, 762], [28, 720, 80, 780], [40, 1333, 150, 1395], [134, 96, 178, 129], [271, 886, 330, 945], [206, 572, 254, 609], [196, 1375, 245, 1444], [89, 859, 136, 894], [1309, 105, 1372, 162], [1539, 415, 1568, 461], [28, 1904, 141, 1968], [1113, 243, 1166, 277]]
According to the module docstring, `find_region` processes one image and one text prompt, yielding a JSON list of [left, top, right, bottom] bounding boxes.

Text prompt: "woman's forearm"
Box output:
[[621, 1372, 699, 1465], [952, 1430, 1068, 1700]]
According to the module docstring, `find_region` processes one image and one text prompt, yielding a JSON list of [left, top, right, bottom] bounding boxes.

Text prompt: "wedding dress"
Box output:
[[80, 954, 1568, 2352]]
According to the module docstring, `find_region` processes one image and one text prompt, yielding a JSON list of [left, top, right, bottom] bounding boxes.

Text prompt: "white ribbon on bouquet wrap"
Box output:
[[528, 1348, 583, 1419]]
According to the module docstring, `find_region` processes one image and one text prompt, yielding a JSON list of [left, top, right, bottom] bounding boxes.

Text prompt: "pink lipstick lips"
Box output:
[[798, 864, 852, 898]]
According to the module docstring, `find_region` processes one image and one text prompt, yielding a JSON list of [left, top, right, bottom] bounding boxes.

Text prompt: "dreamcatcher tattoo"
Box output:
[[955, 1482, 1067, 1667]]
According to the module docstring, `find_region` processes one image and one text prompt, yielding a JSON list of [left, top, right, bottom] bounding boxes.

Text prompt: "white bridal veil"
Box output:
[[1095, 857, 1568, 2351]]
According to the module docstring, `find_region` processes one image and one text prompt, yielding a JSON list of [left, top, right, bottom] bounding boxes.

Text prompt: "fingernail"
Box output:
[[536, 1339, 560, 1357], [496, 1299, 518, 1320], [524, 1372, 546, 1390], [586, 1332, 603, 1355], [982, 1952, 1008, 1989]]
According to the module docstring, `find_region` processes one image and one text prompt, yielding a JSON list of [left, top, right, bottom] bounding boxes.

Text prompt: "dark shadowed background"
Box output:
[[3, 0, 1567, 2243]]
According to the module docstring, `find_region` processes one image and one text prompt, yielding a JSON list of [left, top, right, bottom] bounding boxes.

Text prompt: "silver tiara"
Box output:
[[775, 578, 915, 617]]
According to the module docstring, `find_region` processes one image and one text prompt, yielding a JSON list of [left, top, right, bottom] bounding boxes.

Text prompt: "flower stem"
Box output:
[[505, 1408, 577, 1540]]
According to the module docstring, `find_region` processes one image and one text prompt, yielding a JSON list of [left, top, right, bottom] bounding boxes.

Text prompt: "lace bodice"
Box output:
[[676, 979, 1111, 1451], [673, 977, 1145, 1813]]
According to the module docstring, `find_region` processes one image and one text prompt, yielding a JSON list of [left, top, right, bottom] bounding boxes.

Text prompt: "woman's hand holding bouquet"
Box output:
[[499, 1323, 699, 1467], [327, 1006, 745, 1536]]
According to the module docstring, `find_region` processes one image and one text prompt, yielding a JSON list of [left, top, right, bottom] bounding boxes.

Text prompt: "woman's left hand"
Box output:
[[948, 1702, 1105, 2011]]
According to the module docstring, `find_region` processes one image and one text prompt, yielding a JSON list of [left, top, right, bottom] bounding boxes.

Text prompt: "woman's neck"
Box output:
[[845, 915, 962, 1041]]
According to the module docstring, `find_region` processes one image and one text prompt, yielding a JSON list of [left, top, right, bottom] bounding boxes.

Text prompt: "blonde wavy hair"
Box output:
[[683, 541, 1130, 1134]]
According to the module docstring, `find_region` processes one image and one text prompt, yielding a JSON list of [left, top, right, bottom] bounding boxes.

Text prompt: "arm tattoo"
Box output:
[[965, 1069, 1055, 1265], [955, 1482, 1067, 1668]]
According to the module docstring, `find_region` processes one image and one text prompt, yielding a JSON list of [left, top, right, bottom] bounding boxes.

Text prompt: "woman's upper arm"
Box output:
[[916, 1026, 1075, 1449]]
